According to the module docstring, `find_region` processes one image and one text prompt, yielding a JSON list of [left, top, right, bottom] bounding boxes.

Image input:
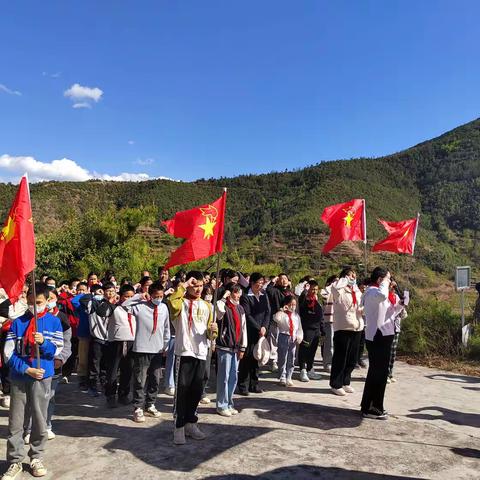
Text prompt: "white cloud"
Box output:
[[0, 83, 22, 96], [64, 83, 103, 108], [134, 157, 155, 166], [72, 102, 92, 109], [0, 154, 174, 183]]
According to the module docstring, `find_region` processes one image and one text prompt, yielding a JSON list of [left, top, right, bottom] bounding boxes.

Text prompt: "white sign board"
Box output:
[[455, 266, 471, 291]]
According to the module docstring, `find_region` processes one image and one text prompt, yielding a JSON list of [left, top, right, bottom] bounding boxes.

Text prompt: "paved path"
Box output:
[[1, 360, 479, 479]]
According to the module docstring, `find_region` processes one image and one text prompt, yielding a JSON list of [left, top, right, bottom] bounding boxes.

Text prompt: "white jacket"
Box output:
[[331, 278, 364, 332], [274, 310, 304, 344]]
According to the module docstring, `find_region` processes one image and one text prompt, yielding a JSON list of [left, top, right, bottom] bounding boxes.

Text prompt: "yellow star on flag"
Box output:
[[0, 215, 16, 243], [343, 210, 355, 228], [402, 226, 411, 238], [199, 217, 216, 239]]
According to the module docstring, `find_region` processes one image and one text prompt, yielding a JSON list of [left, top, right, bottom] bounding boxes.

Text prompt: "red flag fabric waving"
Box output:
[[162, 191, 226, 269], [321, 199, 366, 253], [0, 176, 36, 302], [372, 217, 419, 254]]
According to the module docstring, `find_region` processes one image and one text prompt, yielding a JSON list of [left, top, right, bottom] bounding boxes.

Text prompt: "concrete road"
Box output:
[[0, 360, 479, 480]]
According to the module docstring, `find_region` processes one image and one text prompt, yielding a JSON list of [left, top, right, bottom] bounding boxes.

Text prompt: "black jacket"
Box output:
[[216, 302, 246, 352], [240, 291, 271, 343], [266, 283, 293, 317], [299, 296, 324, 335]]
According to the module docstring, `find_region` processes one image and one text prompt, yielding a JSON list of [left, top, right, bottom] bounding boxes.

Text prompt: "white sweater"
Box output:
[[274, 310, 304, 344], [331, 278, 364, 332]]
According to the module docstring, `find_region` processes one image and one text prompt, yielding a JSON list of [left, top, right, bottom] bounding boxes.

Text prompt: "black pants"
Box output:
[[298, 330, 320, 371], [145, 352, 163, 404], [62, 336, 79, 378], [105, 341, 134, 399], [361, 330, 394, 413], [174, 356, 206, 428], [329, 330, 361, 389], [357, 328, 366, 363], [237, 341, 259, 393], [132, 352, 158, 409], [0, 332, 10, 395], [88, 340, 107, 390]]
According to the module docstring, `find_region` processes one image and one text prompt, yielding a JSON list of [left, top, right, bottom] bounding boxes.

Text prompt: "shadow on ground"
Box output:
[[408, 406, 480, 428], [425, 374, 480, 384]]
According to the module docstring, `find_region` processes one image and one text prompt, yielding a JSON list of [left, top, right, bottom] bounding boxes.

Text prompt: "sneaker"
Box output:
[[286, 379, 294, 387], [145, 405, 161, 418], [390, 377, 397, 383], [60, 376, 69, 384], [248, 387, 264, 394], [358, 359, 367, 368], [199, 396, 211, 405], [173, 427, 186, 445], [299, 369, 309, 382], [362, 407, 388, 420], [271, 361, 278, 372], [164, 387, 175, 396], [324, 364, 332, 373], [2, 462, 23, 480], [331, 387, 347, 396], [229, 407, 239, 415], [185, 422, 206, 440], [30, 458, 47, 477], [386, 377, 392, 384], [343, 385, 355, 394], [236, 390, 249, 396], [79, 383, 89, 393], [278, 378, 287, 387], [24, 433, 30, 445], [133, 408, 145, 423], [47, 429, 56, 440], [216, 408, 232, 417], [1, 395, 11, 409], [106, 396, 117, 408], [307, 369, 322, 380]]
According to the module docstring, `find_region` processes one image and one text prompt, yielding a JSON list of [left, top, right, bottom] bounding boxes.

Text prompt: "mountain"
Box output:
[[1, 117, 479, 283]]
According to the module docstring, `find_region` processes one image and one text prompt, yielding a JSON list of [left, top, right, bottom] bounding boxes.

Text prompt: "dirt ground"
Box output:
[[1, 358, 479, 480]]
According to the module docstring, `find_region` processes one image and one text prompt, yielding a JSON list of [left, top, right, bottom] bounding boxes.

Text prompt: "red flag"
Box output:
[[372, 215, 419, 255], [0, 175, 36, 302], [162, 191, 226, 269], [321, 199, 366, 253]]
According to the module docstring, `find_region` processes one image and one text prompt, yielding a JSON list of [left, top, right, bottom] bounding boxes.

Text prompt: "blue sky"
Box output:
[[1, 0, 479, 183]]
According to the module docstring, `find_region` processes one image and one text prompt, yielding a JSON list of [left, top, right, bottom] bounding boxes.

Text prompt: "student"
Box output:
[[361, 267, 397, 420], [329, 267, 364, 396], [320, 275, 338, 372], [298, 280, 324, 382], [387, 279, 407, 384], [2, 282, 64, 479], [355, 278, 368, 369], [158, 266, 173, 293], [215, 284, 247, 416], [238, 273, 271, 395], [199, 285, 216, 405], [130, 282, 170, 423], [86, 272, 99, 290], [137, 276, 153, 294], [274, 295, 303, 386], [104, 284, 137, 408], [168, 272, 218, 445]]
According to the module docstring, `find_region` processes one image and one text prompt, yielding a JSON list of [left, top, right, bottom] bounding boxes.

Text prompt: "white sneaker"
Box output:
[[47, 429, 56, 440], [331, 387, 347, 396], [2, 462, 23, 480], [164, 387, 175, 396], [199, 396, 211, 405], [229, 407, 239, 415], [271, 361, 278, 372], [60, 376, 69, 384], [386, 377, 392, 384], [145, 405, 161, 418], [343, 385, 355, 394], [185, 422, 206, 440], [286, 379, 294, 387], [216, 408, 232, 417], [390, 377, 397, 383], [307, 369, 322, 380], [133, 408, 145, 423], [278, 378, 287, 386], [1, 395, 10, 409], [24, 433, 30, 445], [299, 369, 309, 382], [30, 458, 47, 477], [173, 427, 186, 445]]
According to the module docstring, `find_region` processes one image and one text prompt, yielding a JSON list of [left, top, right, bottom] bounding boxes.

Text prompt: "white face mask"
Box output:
[[348, 278, 356, 286], [28, 304, 46, 314], [204, 295, 213, 302], [47, 301, 57, 310], [151, 298, 162, 306], [94, 294, 104, 301]]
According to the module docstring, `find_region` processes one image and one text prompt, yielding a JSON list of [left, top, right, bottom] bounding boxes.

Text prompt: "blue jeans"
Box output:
[[216, 349, 239, 410], [277, 333, 296, 381], [164, 336, 175, 389]]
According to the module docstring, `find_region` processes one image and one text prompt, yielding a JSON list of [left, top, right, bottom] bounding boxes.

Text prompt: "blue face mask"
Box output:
[[94, 294, 104, 301], [151, 298, 162, 306]]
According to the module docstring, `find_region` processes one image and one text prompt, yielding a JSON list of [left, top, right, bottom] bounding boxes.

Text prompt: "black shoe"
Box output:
[[106, 396, 117, 408], [236, 390, 249, 396], [248, 387, 264, 394], [362, 407, 388, 420]]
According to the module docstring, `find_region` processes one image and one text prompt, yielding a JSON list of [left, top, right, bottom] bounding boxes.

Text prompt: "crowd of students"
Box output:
[[0, 265, 408, 479]]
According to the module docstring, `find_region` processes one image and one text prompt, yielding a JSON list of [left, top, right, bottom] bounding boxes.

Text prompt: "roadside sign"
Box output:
[[455, 266, 471, 291]]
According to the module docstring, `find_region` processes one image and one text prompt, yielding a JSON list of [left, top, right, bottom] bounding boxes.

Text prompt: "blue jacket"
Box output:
[[71, 293, 90, 338], [4, 312, 64, 381]]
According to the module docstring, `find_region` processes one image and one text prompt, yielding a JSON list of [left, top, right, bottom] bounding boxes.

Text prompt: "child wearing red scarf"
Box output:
[[215, 283, 247, 416], [274, 295, 303, 386]]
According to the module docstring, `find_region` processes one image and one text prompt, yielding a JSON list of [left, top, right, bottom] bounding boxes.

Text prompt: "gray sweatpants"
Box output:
[[7, 377, 52, 463], [323, 323, 334, 367]]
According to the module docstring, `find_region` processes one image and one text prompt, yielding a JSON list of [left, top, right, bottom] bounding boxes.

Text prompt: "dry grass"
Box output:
[[399, 354, 480, 377]]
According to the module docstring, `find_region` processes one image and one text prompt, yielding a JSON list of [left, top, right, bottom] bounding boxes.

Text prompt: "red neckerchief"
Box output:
[[349, 286, 357, 306], [226, 298, 241, 343], [188, 299, 194, 331], [388, 291, 397, 306], [286, 310, 294, 337], [51, 306, 60, 316], [24, 309, 48, 361], [306, 294, 317, 310], [127, 312, 134, 336], [151, 302, 158, 334]]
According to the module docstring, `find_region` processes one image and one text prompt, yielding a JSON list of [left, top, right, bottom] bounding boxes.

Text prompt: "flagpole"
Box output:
[[31, 270, 41, 369], [411, 212, 420, 256], [362, 199, 368, 278]]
